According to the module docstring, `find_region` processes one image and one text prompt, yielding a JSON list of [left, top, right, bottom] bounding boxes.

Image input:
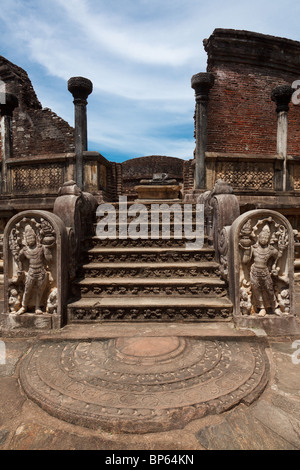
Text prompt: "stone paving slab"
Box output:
[[0, 339, 33, 377], [270, 341, 300, 397], [39, 322, 258, 341], [7, 423, 120, 451], [0, 377, 26, 427], [271, 395, 300, 421], [252, 400, 300, 449], [195, 407, 298, 450]]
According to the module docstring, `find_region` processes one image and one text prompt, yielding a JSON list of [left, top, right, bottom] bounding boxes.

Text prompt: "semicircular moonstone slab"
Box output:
[[19, 337, 269, 433]]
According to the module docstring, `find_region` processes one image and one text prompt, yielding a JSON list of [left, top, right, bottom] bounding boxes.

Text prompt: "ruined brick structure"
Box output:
[[0, 28, 300, 256], [205, 29, 300, 157], [0, 55, 75, 160], [201, 30, 300, 204], [1, 29, 300, 434]]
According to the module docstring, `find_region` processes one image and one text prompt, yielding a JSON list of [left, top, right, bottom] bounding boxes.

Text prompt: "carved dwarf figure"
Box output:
[[240, 280, 252, 315], [16, 224, 52, 315], [8, 287, 21, 313], [278, 289, 290, 315], [241, 223, 282, 316], [47, 288, 58, 314]]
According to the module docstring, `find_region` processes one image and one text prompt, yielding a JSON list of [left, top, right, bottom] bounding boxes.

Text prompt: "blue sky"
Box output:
[[0, 0, 300, 162]]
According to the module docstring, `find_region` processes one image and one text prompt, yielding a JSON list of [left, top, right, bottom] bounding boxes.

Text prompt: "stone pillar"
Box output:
[[0, 93, 18, 193], [271, 85, 293, 191], [68, 77, 93, 190], [191, 73, 215, 190]]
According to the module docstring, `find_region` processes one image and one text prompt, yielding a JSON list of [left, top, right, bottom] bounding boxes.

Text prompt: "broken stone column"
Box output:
[[271, 85, 293, 191], [0, 92, 18, 193], [68, 77, 93, 190], [191, 73, 215, 190]]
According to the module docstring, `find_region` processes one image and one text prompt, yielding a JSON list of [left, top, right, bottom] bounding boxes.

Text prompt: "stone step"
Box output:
[[72, 277, 228, 298], [107, 200, 190, 209], [82, 246, 216, 263], [67, 296, 233, 322], [78, 261, 221, 279], [82, 235, 209, 249], [96, 210, 199, 223], [94, 219, 201, 236]]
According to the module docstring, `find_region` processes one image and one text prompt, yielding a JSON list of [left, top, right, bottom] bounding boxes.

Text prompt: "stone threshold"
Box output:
[[39, 321, 262, 342]]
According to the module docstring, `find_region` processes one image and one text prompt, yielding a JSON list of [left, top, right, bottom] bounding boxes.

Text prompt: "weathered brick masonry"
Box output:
[[204, 29, 300, 156], [0, 55, 74, 160], [1, 28, 300, 206]]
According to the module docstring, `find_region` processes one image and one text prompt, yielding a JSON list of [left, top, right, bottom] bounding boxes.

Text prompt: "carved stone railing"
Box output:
[[2, 151, 114, 203], [1, 210, 68, 332], [205, 152, 283, 192], [199, 179, 240, 278], [53, 180, 98, 281], [6, 154, 74, 196], [206, 152, 300, 194]]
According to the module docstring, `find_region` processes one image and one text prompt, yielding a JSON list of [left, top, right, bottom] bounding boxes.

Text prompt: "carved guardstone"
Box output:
[[1, 211, 68, 333], [228, 209, 299, 334]]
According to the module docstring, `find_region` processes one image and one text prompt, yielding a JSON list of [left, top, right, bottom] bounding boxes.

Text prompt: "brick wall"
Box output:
[[120, 155, 184, 197], [204, 29, 300, 157], [0, 55, 74, 160], [12, 107, 74, 158]]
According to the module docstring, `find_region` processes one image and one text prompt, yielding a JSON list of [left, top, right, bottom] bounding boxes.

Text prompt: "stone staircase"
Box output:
[[67, 201, 233, 322]]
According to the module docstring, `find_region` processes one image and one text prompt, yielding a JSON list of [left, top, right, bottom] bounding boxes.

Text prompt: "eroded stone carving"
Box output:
[[47, 288, 58, 314], [12, 164, 64, 194], [199, 179, 240, 278], [216, 161, 274, 190], [8, 217, 56, 315], [2, 210, 68, 331], [239, 217, 289, 317], [54, 180, 98, 281], [228, 210, 295, 330], [139, 173, 178, 185]]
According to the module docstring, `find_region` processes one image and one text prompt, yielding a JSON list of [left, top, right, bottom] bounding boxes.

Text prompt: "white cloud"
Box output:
[[0, 0, 299, 161], [55, 0, 197, 67]]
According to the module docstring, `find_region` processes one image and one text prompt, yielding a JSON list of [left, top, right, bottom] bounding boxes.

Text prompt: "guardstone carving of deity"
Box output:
[[228, 210, 295, 324], [3, 210, 68, 330], [8, 217, 56, 315]]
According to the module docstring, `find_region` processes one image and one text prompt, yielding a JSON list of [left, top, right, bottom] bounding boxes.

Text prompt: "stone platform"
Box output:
[[19, 328, 269, 434], [1, 322, 300, 450]]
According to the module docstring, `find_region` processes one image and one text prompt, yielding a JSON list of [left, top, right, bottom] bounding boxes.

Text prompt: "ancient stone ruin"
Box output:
[[0, 29, 300, 434]]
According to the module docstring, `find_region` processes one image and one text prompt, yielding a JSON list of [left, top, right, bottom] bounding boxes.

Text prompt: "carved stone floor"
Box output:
[[18, 324, 269, 434], [1, 322, 300, 450]]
